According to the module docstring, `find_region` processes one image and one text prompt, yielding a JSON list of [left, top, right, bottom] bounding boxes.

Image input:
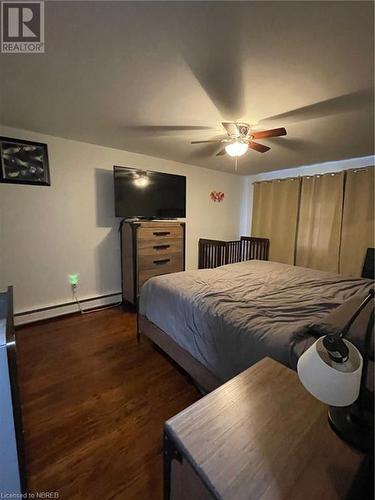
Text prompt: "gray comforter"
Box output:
[[139, 260, 372, 382]]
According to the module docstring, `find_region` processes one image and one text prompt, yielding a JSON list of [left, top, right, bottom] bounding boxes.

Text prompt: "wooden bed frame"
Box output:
[[138, 314, 221, 392]]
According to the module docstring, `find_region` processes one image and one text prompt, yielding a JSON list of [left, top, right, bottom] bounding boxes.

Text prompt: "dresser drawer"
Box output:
[[138, 237, 183, 256], [137, 225, 183, 241], [138, 261, 183, 289], [138, 252, 183, 272]]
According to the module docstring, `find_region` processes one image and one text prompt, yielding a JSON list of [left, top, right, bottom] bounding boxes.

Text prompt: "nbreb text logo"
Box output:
[[1, 1, 44, 53]]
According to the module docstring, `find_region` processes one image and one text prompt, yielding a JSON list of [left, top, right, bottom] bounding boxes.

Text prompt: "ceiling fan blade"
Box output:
[[260, 88, 373, 124], [132, 125, 213, 133], [177, 7, 245, 118], [252, 128, 287, 139], [191, 139, 223, 144], [222, 122, 240, 137], [189, 142, 225, 160], [216, 148, 226, 156], [124, 125, 214, 137], [249, 141, 271, 153]]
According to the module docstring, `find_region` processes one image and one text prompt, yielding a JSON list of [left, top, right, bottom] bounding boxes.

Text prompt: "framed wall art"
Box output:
[[0, 137, 50, 186]]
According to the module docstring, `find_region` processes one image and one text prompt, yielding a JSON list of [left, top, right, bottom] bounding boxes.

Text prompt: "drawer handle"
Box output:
[[153, 231, 170, 236], [153, 258, 170, 265], [153, 244, 170, 250]]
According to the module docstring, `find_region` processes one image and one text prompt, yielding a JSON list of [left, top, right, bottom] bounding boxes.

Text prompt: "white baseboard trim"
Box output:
[[14, 293, 123, 326]]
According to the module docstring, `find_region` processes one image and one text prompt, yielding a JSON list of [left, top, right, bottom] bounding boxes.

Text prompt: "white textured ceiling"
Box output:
[[0, 1, 374, 175]]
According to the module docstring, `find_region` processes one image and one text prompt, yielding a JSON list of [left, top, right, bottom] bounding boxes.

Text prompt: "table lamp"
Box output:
[[297, 289, 374, 452]]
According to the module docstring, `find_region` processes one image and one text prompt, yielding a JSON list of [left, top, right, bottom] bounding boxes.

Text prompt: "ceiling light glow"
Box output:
[[134, 174, 150, 188], [225, 141, 248, 157]]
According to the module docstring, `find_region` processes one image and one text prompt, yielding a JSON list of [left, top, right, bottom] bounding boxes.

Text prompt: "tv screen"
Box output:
[[114, 166, 186, 219]]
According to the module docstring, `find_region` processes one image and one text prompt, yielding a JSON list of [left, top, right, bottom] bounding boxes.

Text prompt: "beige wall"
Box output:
[[0, 126, 243, 313]]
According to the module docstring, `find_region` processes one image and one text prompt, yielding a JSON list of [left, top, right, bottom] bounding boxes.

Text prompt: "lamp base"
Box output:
[[328, 405, 374, 453]]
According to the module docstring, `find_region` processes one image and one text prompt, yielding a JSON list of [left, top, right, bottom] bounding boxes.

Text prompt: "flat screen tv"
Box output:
[[114, 166, 186, 219]]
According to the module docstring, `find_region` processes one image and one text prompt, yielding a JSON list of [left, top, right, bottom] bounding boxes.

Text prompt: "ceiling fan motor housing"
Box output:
[[233, 123, 251, 139]]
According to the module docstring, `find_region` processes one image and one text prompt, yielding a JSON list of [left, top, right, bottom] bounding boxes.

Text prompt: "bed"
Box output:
[[138, 260, 373, 391]]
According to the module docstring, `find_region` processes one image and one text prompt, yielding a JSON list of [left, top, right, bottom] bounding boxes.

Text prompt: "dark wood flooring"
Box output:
[[16, 307, 200, 499]]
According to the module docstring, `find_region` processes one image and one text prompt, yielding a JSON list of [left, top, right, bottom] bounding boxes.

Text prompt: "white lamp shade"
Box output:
[[225, 141, 248, 157], [297, 337, 363, 407]]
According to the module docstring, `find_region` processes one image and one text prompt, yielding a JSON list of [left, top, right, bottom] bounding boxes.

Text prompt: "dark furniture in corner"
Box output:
[[362, 248, 374, 280], [198, 236, 269, 269], [0, 286, 26, 494], [121, 220, 185, 306], [164, 358, 367, 500]]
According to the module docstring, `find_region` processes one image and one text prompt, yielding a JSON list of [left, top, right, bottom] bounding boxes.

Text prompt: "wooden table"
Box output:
[[164, 358, 366, 500]]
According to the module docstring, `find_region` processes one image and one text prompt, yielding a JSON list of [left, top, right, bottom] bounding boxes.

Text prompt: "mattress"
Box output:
[[139, 260, 372, 382]]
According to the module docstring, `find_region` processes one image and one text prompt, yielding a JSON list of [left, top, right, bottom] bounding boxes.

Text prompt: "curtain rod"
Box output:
[[252, 166, 373, 184]]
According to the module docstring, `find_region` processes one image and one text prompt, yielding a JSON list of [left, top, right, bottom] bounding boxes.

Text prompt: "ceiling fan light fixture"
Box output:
[[225, 141, 248, 157]]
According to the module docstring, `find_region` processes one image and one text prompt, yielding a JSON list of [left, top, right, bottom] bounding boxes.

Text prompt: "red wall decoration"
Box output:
[[210, 191, 225, 203]]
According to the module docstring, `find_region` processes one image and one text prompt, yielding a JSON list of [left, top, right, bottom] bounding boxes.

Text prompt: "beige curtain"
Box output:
[[252, 178, 301, 264], [340, 167, 374, 276], [295, 172, 344, 272]]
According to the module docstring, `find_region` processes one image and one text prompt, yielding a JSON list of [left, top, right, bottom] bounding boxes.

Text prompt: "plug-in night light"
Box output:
[[69, 274, 79, 286]]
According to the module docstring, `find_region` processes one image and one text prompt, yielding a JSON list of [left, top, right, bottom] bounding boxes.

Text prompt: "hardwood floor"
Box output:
[[16, 307, 200, 499]]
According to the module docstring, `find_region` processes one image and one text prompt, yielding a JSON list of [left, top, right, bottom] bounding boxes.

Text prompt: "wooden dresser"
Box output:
[[120, 220, 185, 306]]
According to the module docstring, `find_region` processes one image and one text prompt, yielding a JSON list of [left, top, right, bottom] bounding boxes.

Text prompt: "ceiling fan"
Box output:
[[191, 122, 287, 157]]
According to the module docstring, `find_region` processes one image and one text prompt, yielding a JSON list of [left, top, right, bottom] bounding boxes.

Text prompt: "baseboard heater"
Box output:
[[14, 292, 122, 326]]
